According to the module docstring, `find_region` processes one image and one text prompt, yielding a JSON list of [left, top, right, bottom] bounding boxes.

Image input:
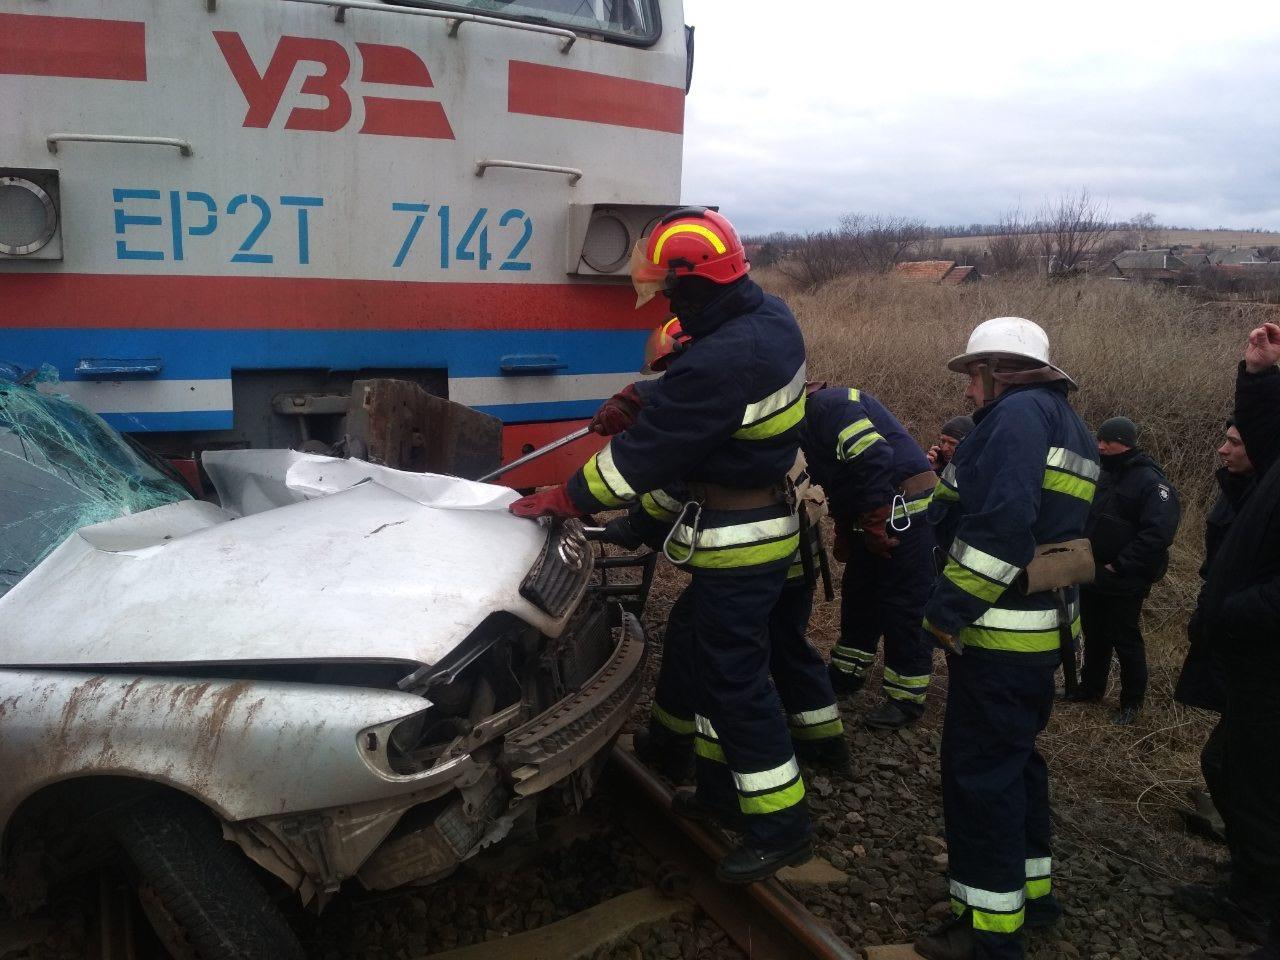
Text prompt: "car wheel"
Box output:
[[110, 796, 305, 960]]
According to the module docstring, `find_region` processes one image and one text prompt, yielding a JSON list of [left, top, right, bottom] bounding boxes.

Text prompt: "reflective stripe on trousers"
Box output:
[[787, 704, 843, 741], [695, 714, 807, 815], [690, 569, 810, 847]]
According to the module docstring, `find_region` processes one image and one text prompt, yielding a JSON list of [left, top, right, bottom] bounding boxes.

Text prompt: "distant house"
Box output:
[[1106, 249, 1195, 284], [1209, 246, 1263, 265], [894, 260, 981, 285], [1107, 245, 1280, 295]]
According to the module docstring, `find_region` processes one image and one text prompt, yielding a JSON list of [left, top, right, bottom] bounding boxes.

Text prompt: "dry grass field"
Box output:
[[757, 265, 1279, 834]]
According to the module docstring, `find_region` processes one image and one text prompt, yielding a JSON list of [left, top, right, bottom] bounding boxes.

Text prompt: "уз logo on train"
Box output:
[[214, 32, 455, 140]]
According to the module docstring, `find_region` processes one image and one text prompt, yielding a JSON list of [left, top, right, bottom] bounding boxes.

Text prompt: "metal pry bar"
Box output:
[[477, 425, 592, 483]]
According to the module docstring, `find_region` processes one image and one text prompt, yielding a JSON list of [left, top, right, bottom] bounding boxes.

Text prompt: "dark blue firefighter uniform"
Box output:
[[646, 524, 844, 763], [802, 388, 937, 707], [566, 277, 811, 848], [924, 381, 1097, 959]]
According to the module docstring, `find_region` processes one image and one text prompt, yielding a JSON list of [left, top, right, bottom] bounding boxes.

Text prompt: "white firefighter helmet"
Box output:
[[947, 316, 1073, 384]]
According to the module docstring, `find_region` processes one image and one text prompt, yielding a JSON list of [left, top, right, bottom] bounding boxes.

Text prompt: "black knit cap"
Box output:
[[1097, 416, 1138, 448], [940, 415, 975, 440]]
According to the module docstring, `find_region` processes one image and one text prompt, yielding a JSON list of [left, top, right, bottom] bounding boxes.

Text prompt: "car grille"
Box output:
[[520, 518, 593, 618]]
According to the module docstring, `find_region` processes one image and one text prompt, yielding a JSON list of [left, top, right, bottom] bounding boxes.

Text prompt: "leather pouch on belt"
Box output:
[[789, 451, 829, 525], [1017, 539, 1095, 594]]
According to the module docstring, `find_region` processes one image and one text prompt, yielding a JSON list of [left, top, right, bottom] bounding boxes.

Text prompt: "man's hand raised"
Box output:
[[1245, 322, 1280, 374]]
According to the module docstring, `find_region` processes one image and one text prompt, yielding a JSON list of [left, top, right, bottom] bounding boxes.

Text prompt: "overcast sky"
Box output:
[[680, 1, 1280, 235]]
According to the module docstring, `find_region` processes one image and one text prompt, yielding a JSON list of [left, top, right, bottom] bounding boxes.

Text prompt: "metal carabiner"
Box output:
[[889, 492, 912, 533], [662, 501, 702, 565]]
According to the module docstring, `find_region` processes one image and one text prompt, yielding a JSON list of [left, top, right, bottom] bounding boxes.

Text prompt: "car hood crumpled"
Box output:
[[0, 450, 565, 670]]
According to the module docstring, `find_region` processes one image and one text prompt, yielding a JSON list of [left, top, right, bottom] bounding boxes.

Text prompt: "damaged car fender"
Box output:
[[0, 673, 460, 828]]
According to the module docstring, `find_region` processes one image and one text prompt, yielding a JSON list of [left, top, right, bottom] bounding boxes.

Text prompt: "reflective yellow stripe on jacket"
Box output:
[[942, 538, 1020, 604], [1044, 446, 1100, 502], [960, 604, 1081, 655], [582, 442, 636, 508], [733, 363, 806, 440]]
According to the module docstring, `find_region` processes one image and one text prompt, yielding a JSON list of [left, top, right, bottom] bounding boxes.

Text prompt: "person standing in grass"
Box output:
[[1176, 322, 1280, 960], [1173, 420, 1255, 842], [1066, 417, 1181, 725]]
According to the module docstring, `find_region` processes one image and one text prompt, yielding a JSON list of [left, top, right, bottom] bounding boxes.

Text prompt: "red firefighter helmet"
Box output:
[[629, 207, 750, 307], [643, 316, 691, 373]]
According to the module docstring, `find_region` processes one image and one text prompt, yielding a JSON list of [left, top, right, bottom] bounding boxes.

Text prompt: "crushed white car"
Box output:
[[0, 380, 646, 958]]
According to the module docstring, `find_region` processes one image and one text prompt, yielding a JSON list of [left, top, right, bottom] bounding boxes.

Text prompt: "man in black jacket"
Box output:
[[1174, 419, 1256, 842], [1069, 417, 1181, 725], [1181, 322, 1280, 959]]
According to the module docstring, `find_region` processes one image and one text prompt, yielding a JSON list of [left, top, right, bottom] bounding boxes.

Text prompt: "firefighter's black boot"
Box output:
[[1173, 881, 1269, 942], [1111, 705, 1140, 726], [715, 836, 813, 884], [914, 909, 975, 960], [1025, 892, 1063, 929], [827, 664, 866, 698], [864, 698, 923, 730], [1247, 928, 1280, 960], [792, 736, 854, 776], [671, 790, 747, 833], [633, 728, 695, 783]]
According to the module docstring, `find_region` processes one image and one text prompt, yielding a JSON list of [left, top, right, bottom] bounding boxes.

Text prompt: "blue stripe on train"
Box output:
[[4, 329, 650, 380], [471, 399, 602, 422], [101, 411, 234, 432]]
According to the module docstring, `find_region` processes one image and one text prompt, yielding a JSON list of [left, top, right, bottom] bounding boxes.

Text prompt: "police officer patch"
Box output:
[[1158, 485, 1170, 501]]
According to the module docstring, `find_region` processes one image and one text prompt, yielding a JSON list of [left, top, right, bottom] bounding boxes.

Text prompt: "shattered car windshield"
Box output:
[[0, 380, 191, 598]]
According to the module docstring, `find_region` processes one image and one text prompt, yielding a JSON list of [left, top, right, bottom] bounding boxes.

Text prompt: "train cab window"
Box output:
[[386, 0, 661, 45]]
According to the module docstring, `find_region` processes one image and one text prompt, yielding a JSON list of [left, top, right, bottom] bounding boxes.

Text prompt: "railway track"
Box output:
[[605, 745, 861, 960]]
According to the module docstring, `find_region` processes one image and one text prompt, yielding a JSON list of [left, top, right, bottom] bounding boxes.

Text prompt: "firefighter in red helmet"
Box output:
[[510, 207, 815, 882]]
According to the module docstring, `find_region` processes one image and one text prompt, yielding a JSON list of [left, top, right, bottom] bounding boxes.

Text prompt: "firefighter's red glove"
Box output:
[[925, 619, 962, 656], [508, 485, 582, 520], [858, 504, 900, 560], [832, 523, 851, 563], [589, 384, 643, 436]]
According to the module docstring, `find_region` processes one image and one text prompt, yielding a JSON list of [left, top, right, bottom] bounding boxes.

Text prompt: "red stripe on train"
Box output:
[[500, 419, 606, 489], [508, 60, 684, 135], [0, 13, 146, 81], [0, 274, 661, 331]]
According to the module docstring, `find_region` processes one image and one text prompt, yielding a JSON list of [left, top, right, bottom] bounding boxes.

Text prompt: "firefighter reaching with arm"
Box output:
[[914, 317, 1099, 960], [509, 208, 814, 883], [804, 383, 940, 729], [597, 320, 851, 784]]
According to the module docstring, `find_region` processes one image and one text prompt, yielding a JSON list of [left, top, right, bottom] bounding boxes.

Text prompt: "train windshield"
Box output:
[[387, 0, 661, 44]]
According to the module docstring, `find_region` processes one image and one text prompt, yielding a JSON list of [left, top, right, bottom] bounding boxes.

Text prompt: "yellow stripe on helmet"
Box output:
[[652, 223, 728, 264]]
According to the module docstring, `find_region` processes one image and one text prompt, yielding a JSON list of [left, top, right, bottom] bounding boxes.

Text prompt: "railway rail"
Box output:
[[606, 745, 861, 960]]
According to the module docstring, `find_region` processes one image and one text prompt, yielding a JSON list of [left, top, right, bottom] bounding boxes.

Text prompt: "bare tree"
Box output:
[[775, 230, 859, 289], [840, 214, 929, 272], [1037, 189, 1111, 274], [1127, 211, 1164, 249], [987, 207, 1033, 274]]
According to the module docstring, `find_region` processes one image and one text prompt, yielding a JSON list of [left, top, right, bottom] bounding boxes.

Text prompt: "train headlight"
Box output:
[[567, 204, 694, 277], [582, 212, 631, 273], [0, 176, 58, 256]]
